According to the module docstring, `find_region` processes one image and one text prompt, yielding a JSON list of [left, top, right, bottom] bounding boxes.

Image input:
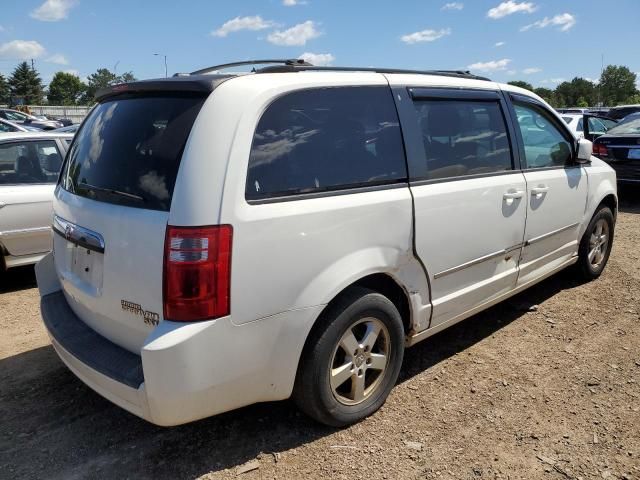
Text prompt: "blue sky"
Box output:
[[0, 0, 638, 88]]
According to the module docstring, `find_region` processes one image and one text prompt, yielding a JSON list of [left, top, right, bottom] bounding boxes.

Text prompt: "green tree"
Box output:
[[8, 61, 44, 104], [119, 71, 137, 83], [47, 72, 86, 105], [600, 65, 638, 106], [555, 78, 596, 107], [533, 87, 556, 106], [81, 68, 138, 104], [508, 80, 534, 91], [0, 74, 9, 104]]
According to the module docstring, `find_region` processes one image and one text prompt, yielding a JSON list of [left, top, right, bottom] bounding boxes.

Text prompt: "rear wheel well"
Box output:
[[349, 274, 411, 334]]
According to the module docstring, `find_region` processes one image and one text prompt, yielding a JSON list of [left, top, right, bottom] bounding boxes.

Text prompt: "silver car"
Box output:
[[0, 132, 73, 270]]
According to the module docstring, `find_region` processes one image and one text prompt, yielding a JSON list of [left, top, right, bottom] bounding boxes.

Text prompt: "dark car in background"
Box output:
[[593, 114, 640, 184], [606, 105, 640, 121], [0, 109, 63, 130]]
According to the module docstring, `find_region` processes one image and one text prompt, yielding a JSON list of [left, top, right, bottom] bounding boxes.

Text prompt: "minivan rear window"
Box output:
[[61, 94, 205, 211]]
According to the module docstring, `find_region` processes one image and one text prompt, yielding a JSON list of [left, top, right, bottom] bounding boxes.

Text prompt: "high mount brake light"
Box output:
[[163, 225, 232, 322]]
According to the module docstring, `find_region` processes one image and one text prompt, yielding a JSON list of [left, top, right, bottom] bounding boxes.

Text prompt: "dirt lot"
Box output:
[[1, 191, 639, 480]]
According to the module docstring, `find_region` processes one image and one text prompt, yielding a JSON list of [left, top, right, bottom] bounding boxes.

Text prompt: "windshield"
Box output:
[[3, 110, 29, 122], [61, 94, 206, 211], [607, 117, 640, 135], [619, 113, 640, 125]]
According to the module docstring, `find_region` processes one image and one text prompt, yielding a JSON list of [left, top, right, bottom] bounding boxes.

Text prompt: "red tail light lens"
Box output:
[[163, 225, 232, 322], [593, 143, 608, 157]]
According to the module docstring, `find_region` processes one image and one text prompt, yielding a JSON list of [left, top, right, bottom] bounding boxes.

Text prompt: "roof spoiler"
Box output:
[[94, 75, 236, 102]]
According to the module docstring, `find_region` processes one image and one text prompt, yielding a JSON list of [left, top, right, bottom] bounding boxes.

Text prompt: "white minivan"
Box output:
[[37, 60, 617, 427]]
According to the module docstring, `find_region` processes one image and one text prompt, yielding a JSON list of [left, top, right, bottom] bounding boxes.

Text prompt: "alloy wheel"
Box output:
[[329, 317, 390, 405]]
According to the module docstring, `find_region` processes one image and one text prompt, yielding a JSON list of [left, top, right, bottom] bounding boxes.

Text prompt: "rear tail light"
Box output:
[[593, 143, 608, 157], [163, 225, 232, 322]]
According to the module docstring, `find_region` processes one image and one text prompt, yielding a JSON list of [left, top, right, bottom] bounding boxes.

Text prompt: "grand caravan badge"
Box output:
[[121, 300, 160, 326]]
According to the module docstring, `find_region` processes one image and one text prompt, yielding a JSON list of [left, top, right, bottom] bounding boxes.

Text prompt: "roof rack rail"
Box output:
[[255, 64, 490, 81], [190, 59, 311, 76]]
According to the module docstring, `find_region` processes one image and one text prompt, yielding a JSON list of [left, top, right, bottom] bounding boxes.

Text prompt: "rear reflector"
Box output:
[[163, 225, 232, 322], [593, 143, 608, 158]]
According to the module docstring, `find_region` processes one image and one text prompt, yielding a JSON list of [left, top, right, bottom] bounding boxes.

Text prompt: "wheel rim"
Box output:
[[588, 218, 610, 269], [329, 317, 390, 406]]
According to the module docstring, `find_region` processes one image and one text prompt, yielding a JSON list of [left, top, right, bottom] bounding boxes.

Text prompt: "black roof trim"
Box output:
[[255, 65, 491, 81], [94, 74, 236, 102]]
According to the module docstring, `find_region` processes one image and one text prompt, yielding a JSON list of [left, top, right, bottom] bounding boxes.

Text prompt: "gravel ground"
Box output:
[[1, 190, 638, 480]]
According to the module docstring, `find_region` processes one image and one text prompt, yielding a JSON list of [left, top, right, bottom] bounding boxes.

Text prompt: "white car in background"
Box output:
[[0, 132, 73, 271], [562, 113, 617, 140], [0, 118, 41, 133]]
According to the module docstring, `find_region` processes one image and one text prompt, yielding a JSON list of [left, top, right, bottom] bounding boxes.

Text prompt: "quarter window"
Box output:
[[514, 103, 573, 169], [246, 86, 407, 200], [413, 100, 513, 180], [0, 140, 63, 185]]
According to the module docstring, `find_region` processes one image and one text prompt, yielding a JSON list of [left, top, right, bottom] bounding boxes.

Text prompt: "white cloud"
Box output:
[[30, 0, 78, 22], [495, 41, 506, 47], [487, 1, 536, 19], [442, 2, 464, 11], [62, 69, 79, 76], [283, 0, 306, 5], [267, 21, 321, 46], [0, 40, 46, 60], [522, 67, 542, 74], [211, 16, 275, 37], [507, 70, 517, 76], [540, 77, 566, 85], [298, 52, 334, 66], [400, 28, 451, 44], [467, 58, 511, 72], [46, 53, 68, 65], [521, 13, 576, 32]]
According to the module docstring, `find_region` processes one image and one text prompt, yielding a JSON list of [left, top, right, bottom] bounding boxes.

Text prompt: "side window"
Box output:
[[246, 86, 407, 200], [576, 118, 584, 132], [0, 140, 63, 185], [0, 122, 16, 133], [413, 99, 513, 180], [588, 117, 615, 134], [514, 103, 573, 169]]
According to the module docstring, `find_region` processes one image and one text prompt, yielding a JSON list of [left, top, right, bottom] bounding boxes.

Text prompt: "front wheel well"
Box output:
[[598, 194, 617, 220]]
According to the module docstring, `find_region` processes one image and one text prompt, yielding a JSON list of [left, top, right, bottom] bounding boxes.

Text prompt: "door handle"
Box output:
[[531, 185, 549, 198], [503, 190, 524, 200]]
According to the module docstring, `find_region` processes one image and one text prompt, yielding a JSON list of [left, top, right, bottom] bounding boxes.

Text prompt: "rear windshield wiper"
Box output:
[[78, 182, 146, 203]]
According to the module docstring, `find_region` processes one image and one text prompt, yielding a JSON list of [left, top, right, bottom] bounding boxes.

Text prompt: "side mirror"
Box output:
[[575, 138, 593, 164]]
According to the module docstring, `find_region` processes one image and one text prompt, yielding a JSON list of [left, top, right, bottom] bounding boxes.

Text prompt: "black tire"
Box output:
[[576, 206, 614, 280], [293, 287, 405, 427]]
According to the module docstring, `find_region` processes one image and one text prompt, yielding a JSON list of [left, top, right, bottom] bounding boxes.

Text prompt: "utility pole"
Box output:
[[31, 58, 35, 71]]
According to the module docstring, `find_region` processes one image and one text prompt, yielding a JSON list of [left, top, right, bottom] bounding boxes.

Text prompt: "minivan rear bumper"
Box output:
[[36, 253, 322, 426]]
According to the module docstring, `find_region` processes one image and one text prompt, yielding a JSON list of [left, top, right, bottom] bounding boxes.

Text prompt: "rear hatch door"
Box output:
[[53, 91, 207, 353]]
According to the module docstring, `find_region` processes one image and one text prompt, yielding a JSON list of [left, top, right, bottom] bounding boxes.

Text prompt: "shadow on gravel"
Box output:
[[618, 185, 640, 214], [0, 265, 37, 294], [0, 269, 585, 480]]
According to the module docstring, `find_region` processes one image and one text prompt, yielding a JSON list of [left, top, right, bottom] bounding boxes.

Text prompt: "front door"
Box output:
[[510, 97, 588, 286], [398, 87, 527, 328]]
